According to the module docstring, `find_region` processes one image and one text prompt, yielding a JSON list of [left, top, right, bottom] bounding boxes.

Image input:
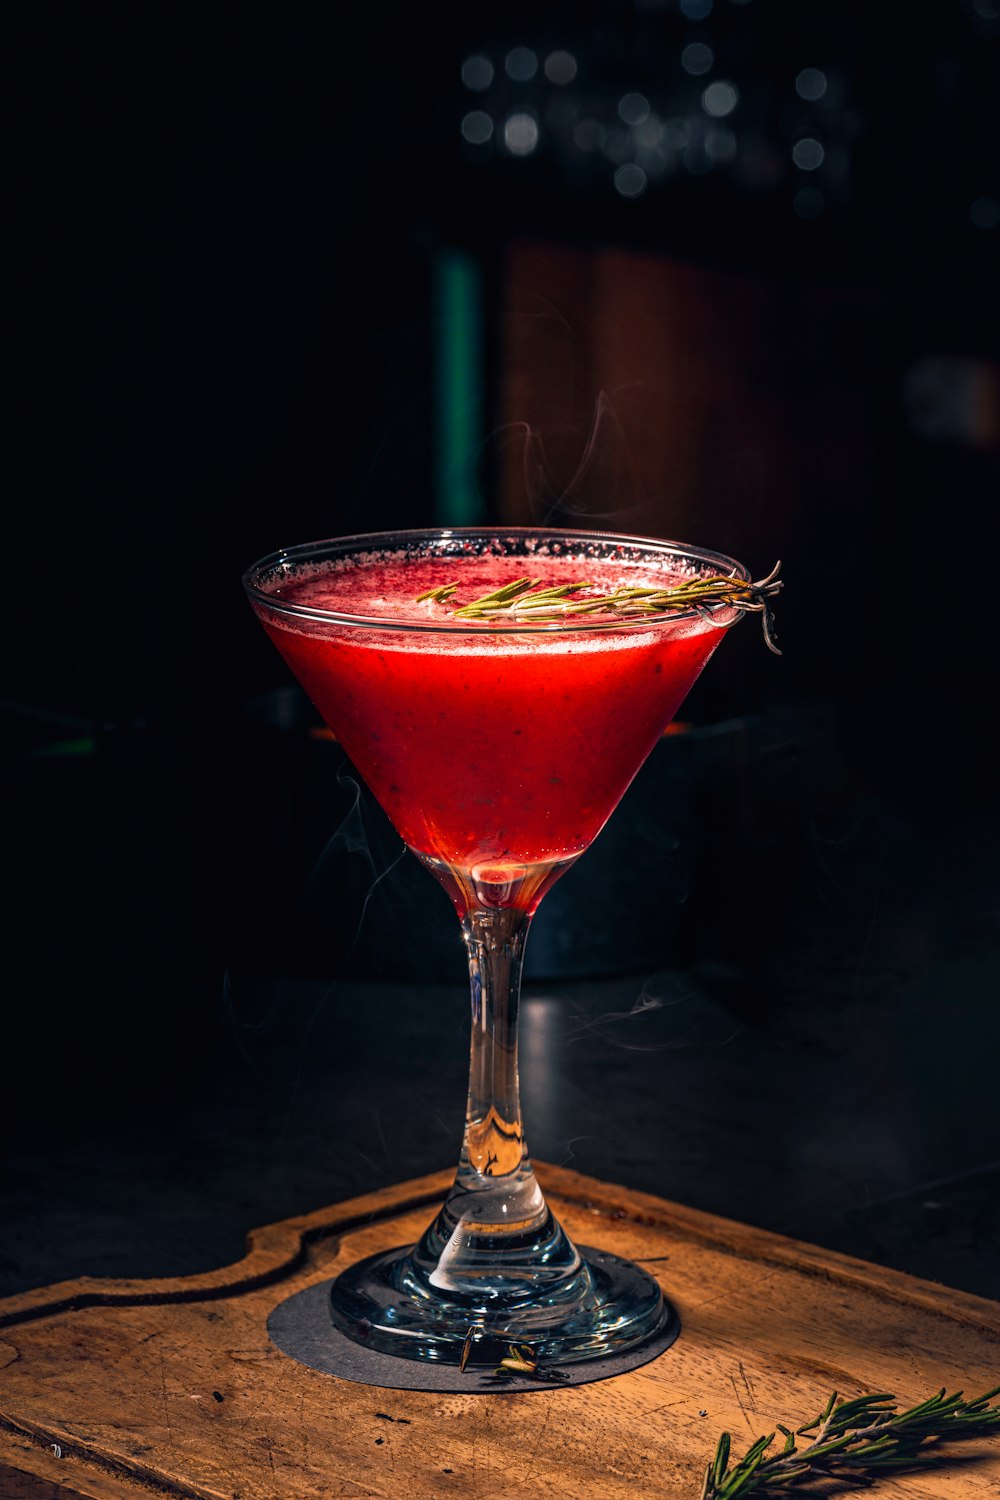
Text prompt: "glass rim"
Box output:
[[242, 526, 751, 635]]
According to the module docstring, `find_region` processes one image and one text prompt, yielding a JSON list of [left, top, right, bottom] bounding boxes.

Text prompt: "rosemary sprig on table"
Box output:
[[699, 1385, 1000, 1498], [416, 562, 784, 654]]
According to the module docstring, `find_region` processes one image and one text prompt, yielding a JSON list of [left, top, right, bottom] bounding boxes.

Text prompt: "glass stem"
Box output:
[[409, 900, 584, 1299], [459, 905, 531, 1187]]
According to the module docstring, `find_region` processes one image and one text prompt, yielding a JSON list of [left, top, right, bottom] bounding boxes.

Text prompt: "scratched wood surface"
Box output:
[[1, 1164, 998, 1500]]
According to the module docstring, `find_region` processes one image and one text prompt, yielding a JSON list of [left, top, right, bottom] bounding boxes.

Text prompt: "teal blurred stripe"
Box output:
[[433, 248, 484, 526]]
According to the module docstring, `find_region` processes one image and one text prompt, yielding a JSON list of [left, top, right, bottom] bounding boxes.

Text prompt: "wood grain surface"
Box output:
[[1, 1164, 998, 1499]]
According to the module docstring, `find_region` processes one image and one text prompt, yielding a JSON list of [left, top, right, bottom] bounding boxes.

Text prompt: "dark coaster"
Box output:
[[267, 1249, 681, 1393]]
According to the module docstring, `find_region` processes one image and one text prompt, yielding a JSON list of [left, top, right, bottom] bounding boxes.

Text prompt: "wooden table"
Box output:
[[1, 1165, 998, 1498]]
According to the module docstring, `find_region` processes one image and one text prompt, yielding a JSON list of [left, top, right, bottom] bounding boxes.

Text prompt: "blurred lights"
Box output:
[[970, 195, 1000, 229], [601, 128, 633, 164], [641, 149, 673, 180], [614, 164, 648, 197], [460, 110, 493, 145], [702, 81, 739, 117], [544, 50, 577, 85], [705, 126, 737, 163], [461, 55, 493, 91], [663, 118, 691, 151], [574, 118, 605, 151], [504, 111, 539, 155], [619, 92, 650, 125], [794, 185, 825, 218], [455, 17, 865, 204], [634, 114, 665, 149], [505, 46, 538, 82], [792, 137, 825, 170], [682, 43, 714, 76], [684, 142, 713, 175], [795, 67, 828, 102]]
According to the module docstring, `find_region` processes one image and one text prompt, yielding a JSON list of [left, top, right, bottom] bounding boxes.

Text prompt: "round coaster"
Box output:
[[268, 1248, 680, 1393]]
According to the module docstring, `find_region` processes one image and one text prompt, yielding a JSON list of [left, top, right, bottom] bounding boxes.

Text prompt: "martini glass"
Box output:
[[244, 527, 747, 1369]]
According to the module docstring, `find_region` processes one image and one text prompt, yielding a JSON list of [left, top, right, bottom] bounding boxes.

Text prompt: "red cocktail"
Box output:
[[245, 529, 750, 1371]]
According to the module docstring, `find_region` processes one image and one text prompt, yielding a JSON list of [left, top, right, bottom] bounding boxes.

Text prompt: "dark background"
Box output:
[[3, 2, 998, 1299]]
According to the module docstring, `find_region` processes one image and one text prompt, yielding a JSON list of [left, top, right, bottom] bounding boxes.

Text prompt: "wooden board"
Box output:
[[1, 1163, 998, 1499]]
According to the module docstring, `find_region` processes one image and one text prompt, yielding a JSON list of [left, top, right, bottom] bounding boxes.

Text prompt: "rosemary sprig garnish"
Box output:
[[699, 1384, 1000, 1497], [416, 563, 784, 654]]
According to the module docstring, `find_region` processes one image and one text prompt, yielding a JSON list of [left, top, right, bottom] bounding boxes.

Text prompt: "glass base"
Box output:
[[329, 1240, 669, 1367]]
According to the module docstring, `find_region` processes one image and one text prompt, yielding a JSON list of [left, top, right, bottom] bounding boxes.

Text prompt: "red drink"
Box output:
[[252, 543, 729, 912]]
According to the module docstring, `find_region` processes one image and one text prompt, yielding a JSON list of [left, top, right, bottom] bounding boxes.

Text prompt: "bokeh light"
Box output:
[[544, 50, 578, 86], [619, 92, 651, 126], [504, 110, 539, 155], [792, 137, 825, 170], [460, 110, 493, 145], [682, 42, 714, 76], [505, 47, 538, 83], [461, 55, 493, 92], [702, 81, 739, 118], [614, 163, 648, 197], [795, 68, 828, 102]]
